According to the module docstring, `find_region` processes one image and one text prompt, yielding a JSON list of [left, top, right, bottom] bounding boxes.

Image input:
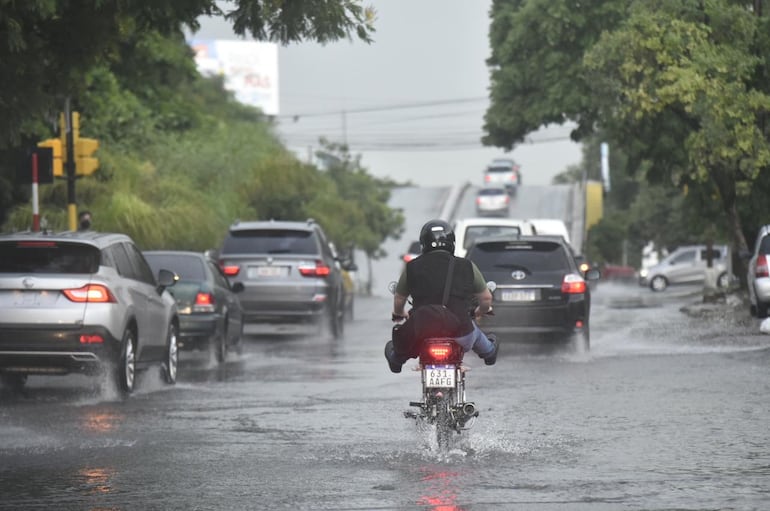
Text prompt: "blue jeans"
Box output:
[[454, 322, 496, 358]]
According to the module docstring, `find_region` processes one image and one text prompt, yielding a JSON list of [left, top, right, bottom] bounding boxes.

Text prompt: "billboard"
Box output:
[[189, 39, 279, 116]]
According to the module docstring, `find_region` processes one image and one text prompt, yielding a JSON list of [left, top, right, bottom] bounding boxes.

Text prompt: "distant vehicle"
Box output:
[[483, 158, 521, 195], [401, 240, 422, 265], [639, 244, 732, 292], [527, 218, 571, 246], [466, 234, 599, 352], [143, 250, 245, 363], [217, 219, 350, 338], [743, 225, 770, 317], [452, 217, 535, 258], [0, 231, 179, 393], [475, 186, 511, 217]]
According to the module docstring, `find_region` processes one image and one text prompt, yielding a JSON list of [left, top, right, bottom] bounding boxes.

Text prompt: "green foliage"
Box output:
[[486, 0, 770, 270], [1, 2, 400, 261]]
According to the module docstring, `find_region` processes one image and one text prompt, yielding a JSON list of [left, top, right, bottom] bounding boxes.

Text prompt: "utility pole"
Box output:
[[63, 99, 77, 231]]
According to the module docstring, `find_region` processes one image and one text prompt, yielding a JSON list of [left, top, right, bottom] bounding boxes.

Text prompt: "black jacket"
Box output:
[[405, 250, 476, 336]]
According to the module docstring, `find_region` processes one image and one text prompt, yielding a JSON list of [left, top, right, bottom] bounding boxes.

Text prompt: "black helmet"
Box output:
[[419, 219, 455, 254]]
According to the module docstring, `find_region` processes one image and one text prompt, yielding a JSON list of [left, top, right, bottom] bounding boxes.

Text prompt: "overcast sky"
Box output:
[[194, 0, 583, 187]]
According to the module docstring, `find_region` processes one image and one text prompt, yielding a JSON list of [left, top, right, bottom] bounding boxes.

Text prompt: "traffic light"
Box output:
[[37, 138, 63, 177], [75, 137, 99, 176]]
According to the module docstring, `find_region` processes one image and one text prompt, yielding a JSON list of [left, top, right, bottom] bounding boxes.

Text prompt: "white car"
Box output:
[[744, 224, 770, 317], [452, 217, 535, 258], [527, 218, 571, 246], [475, 186, 510, 217]]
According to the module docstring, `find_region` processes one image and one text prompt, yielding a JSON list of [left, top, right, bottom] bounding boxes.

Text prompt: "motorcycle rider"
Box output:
[[384, 219, 499, 373]]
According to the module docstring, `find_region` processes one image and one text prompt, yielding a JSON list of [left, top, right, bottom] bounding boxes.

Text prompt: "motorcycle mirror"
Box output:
[[486, 281, 497, 293], [388, 281, 397, 295]]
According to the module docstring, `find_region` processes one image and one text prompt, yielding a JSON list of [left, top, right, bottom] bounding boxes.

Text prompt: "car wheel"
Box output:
[[757, 300, 769, 319], [215, 321, 227, 364], [717, 272, 730, 288], [1, 373, 27, 390], [329, 296, 344, 340], [163, 322, 178, 384], [346, 296, 354, 321], [650, 275, 668, 292], [569, 328, 590, 354], [117, 328, 137, 393]]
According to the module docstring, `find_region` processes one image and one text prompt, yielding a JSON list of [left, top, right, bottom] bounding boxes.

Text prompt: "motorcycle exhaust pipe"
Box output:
[[461, 402, 477, 417]]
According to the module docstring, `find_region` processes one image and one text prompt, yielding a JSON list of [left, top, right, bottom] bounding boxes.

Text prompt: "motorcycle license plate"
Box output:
[[425, 365, 455, 388]]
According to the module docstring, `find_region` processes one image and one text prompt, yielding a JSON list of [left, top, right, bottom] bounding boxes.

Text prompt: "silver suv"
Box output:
[[0, 231, 179, 393], [744, 225, 770, 317], [217, 219, 347, 338], [483, 158, 521, 195]]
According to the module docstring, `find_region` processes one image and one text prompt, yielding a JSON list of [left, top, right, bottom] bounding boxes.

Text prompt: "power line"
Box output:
[[276, 97, 489, 120]]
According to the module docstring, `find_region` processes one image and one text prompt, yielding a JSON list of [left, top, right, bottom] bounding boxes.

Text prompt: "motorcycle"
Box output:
[[388, 281, 496, 449]]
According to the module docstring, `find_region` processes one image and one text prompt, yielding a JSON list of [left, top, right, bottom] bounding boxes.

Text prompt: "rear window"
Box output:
[[221, 229, 318, 255], [478, 188, 507, 196], [760, 236, 770, 254], [144, 254, 205, 281], [469, 241, 569, 272], [486, 166, 513, 174], [0, 241, 100, 274], [463, 226, 522, 250]]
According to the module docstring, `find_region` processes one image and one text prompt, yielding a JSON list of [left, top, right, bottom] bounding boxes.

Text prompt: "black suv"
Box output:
[[217, 219, 347, 338], [467, 234, 599, 352]]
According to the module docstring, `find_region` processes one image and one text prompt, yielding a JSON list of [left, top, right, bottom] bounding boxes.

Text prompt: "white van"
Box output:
[[452, 217, 535, 258], [527, 218, 571, 245]]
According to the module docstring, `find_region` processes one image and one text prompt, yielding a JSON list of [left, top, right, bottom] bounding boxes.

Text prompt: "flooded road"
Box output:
[[2, 281, 769, 510]]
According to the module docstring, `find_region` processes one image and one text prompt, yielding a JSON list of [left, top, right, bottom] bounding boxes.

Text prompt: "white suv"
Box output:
[[0, 231, 180, 393], [452, 217, 535, 258]]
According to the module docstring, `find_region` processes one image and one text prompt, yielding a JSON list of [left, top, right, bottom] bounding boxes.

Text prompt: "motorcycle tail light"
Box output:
[[561, 273, 587, 294], [299, 260, 331, 277], [757, 255, 769, 278], [63, 284, 116, 303], [422, 341, 462, 363]]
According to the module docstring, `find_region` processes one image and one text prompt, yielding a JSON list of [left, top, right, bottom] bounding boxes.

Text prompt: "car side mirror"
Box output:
[[585, 269, 601, 281], [157, 269, 177, 291]]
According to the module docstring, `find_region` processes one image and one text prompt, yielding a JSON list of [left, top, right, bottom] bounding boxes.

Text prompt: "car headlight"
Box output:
[[639, 268, 648, 278]]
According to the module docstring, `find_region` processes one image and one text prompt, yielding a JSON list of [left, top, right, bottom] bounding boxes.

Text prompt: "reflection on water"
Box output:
[[417, 467, 465, 511], [79, 409, 125, 433], [77, 467, 115, 496]]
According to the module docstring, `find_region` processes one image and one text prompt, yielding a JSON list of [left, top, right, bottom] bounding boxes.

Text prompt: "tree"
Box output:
[[0, 0, 376, 148]]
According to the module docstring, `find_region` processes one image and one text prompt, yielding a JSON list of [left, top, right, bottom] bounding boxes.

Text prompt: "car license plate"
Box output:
[[248, 266, 289, 278], [424, 365, 455, 388], [501, 289, 537, 301]]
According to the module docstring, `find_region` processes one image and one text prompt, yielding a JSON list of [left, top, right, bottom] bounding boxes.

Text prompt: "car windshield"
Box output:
[[222, 229, 317, 255], [145, 254, 205, 281], [0, 241, 100, 274], [463, 226, 522, 249], [469, 241, 568, 271]]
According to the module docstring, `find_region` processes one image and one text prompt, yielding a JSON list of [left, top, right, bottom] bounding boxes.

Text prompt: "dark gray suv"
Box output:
[[0, 231, 179, 393], [217, 219, 347, 338]]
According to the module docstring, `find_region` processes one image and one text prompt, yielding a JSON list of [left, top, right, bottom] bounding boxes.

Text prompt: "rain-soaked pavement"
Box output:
[[1, 281, 770, 510]]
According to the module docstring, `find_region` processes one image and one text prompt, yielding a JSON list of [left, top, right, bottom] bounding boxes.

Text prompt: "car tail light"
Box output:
[[221, 264, 240, 277], [299, 260, 331, 277], [484, 174, 491, 183], [193, 292, 215, 312], [403, 254, 416, 263], [756, 255, 769, 278], [561, 274, 587, 294], [62, 284, 116, 303], [80, 334, 104, 344]]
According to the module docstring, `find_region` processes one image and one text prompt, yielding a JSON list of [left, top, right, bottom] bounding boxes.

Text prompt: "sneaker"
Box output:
[[384, 341, 402, 373], [483, 334, 499, 366]]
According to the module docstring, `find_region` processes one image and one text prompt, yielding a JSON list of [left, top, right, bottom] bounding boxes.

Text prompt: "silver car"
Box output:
[[0, 231, 179, 393], [745, 224, 770, 317], [216, 219, 348, 338], [639, 244, 731, 292]]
